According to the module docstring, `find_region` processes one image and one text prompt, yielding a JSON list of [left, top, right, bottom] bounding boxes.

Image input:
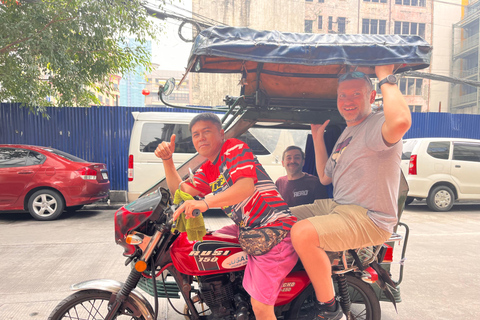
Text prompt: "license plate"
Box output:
[[102, 172, 108, 180]]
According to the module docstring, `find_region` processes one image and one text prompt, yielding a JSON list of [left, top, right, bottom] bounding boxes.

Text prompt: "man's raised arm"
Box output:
[[376, 65, 412, 145], [311, 121, 333, 186]]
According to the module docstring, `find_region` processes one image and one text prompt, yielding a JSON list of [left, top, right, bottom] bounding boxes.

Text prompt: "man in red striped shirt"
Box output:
[[155, 113, 298, 320]]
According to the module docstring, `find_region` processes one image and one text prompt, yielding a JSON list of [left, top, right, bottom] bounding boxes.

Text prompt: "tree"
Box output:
[[0, 0, 166, 113]]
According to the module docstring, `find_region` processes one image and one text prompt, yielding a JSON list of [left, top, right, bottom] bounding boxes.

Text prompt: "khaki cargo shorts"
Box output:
[[290, 199, 391, 252]]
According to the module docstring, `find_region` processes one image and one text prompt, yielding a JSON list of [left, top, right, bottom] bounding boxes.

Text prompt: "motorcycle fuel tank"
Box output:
[[171, 232, 247, 276]]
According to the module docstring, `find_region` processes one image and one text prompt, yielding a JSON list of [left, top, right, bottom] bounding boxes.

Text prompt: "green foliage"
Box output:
[[0, 0, 165, 113]]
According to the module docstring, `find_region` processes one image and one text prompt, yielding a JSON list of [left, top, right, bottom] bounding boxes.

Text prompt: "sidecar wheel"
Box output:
[[48, 289, 146, 320], [284, 275, 380, 320]]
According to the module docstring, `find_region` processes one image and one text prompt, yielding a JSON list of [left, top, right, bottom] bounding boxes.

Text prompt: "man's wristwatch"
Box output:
[[378, 74, 397, 87]]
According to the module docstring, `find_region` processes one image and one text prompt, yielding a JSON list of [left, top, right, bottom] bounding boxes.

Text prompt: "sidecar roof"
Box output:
[[181, 26, 432, 100]]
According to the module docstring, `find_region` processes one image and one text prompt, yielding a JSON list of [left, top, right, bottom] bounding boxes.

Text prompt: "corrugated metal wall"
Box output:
[[1, 103, 480, 190], [404, 112, 480, 139], [0, 103, 203, 190]]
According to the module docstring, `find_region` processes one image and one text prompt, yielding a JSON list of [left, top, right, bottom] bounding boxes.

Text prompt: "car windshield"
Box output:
[[402, 140, 418, 160], [44, 148, 88, 163]]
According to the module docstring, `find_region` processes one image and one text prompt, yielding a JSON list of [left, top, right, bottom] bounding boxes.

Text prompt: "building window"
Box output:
[[394, 21, 401, 34], [328, 16, 333, 31], [370, 19, 378, 34], [396, 0, 425, 6], [407, 78, 415, 95], [399, 78, 423, 96], [318, 16, 323, 30], [379, 20, 386, 34], [318, 0, 324, 2], [418, 23, 425, 38], [362, 19, 369, 34], [365, 0, 387, 2], [306, 0, 313, 2], [338, 17, 346, 34], [409, 105, 422, 112], [416, 79, 423, 95], [362, 19, 387, 34], [395, 21, 426, 38], [305, 20, 313, 33]]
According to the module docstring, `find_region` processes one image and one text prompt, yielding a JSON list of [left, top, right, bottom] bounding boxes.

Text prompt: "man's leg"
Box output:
[[243, 235, 298, 320], [250, 298, 276, 320], [291, 199, 337, 300], [291, 220, 334, 301], [291, 203, 390, 320]]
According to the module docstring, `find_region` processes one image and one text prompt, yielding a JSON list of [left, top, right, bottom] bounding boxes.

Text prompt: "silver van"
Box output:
[[401, 138, 480, 211]]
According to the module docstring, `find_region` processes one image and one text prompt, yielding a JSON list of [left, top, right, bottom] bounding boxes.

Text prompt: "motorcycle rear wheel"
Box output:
[[48, 289, 146, 320], [284, 274, 380, 320]]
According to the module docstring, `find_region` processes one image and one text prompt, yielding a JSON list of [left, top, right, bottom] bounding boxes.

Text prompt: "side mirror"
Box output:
[[161, 77, 176, 96]]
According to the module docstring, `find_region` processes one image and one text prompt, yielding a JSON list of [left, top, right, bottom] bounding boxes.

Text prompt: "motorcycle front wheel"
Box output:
[[48, 289, 146, 320], [284, 274, 380, 320]]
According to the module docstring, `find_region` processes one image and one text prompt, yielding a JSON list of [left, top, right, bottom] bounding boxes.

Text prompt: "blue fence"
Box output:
[[0, 103, 205, 190], [1, 103, 480, 190]]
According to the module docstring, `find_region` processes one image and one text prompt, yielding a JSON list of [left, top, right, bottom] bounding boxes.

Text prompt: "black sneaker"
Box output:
[[313, 301, 346, 320]]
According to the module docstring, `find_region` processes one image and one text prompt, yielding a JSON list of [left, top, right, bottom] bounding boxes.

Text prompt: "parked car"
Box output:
[[0, 144, 110, 220], [401, 138, 480, 211]]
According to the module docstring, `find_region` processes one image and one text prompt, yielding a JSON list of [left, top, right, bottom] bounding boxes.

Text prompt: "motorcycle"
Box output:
[[48, 186, 405, 320]]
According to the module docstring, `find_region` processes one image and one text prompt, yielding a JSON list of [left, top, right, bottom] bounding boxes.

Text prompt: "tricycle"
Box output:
[[48, 26, 431, 320]]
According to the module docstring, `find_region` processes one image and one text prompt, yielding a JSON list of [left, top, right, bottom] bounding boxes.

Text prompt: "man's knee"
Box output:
[[291, 220, 318, 250]]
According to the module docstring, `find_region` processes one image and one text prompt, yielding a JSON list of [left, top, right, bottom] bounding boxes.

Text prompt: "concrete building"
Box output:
[[430, 0, 462, 113], [189, 0, 463, 113], [305, 0, 435, 113], [89, 75, 121, 107], [191, 0, 305, 106], [451, 0, 480, 114]]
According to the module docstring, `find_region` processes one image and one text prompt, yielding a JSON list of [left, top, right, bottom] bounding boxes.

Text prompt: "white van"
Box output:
[[127, 112, 309, 202], [401, 137, 480, 211]]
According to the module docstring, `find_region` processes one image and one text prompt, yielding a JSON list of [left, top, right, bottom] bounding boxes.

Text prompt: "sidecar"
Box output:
[[142, 26, 431, 308]]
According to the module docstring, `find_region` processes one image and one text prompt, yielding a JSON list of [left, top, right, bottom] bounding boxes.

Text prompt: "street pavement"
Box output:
[[0, 201, 480, 319]]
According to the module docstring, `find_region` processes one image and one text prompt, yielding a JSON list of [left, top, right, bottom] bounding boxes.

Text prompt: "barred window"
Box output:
[[363, 19, 386, 34], [338, 17, 346, 34], [395, 21, 426, 38], [305, 20, 313, 33]]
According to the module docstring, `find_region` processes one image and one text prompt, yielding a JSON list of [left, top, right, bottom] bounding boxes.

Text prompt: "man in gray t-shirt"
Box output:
[[290, 65, 411, 320]]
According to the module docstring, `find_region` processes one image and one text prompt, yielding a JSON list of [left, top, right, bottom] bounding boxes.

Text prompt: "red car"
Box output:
[[0, 144, 110, 220]]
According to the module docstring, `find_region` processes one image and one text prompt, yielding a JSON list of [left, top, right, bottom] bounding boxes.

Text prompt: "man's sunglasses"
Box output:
[[338, 71, 373, 86]]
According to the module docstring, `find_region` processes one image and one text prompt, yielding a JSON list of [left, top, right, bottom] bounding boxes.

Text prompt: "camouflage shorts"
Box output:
[[238, 227, 289, 256]]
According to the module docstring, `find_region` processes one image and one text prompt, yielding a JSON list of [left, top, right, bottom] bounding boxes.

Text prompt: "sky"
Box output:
[[150, 1, 194, 71]]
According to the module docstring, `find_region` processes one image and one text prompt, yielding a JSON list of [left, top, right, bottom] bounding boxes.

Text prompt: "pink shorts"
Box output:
[[216, 225, 299, 305]]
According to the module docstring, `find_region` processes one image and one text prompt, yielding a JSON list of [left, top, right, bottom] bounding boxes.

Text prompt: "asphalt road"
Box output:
[[0, 201, 479, 320]]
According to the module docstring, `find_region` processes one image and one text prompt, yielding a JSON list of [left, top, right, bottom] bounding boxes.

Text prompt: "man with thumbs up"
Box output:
[[154, 112, 298, 320]]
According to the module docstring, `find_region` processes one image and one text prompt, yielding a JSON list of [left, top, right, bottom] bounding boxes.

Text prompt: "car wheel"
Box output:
[[427, 186, 454, 212], [27, 189, 65, 221], [404, 197, 414, 206]]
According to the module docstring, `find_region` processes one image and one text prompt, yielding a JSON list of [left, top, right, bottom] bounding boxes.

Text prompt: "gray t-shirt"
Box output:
[[325, 112, 402, 233]]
